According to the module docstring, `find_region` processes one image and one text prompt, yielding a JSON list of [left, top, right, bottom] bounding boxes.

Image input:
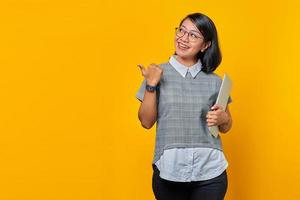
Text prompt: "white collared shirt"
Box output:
[[169, 55, 202, 78]]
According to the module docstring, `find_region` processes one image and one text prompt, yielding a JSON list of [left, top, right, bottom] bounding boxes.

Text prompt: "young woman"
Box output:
[[136, 12, 233, 200]]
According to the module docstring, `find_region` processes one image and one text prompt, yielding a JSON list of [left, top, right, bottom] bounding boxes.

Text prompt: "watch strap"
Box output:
[[146, 84, 158, 92]]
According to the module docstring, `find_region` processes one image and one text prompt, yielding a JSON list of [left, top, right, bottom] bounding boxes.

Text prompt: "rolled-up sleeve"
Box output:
[[136, 79, 146, 102]]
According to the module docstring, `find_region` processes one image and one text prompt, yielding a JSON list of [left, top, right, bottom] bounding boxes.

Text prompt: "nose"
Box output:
[[179, 32, 189, 43]]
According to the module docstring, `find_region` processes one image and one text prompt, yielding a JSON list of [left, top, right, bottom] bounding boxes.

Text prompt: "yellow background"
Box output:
[[0, 0, 299, 199]]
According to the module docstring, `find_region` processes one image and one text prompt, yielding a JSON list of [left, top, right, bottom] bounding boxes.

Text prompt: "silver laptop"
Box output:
[[208, 73, 233, 137]]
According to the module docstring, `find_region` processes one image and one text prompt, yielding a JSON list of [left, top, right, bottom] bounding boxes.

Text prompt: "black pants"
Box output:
[[152, 164, 228, 200]]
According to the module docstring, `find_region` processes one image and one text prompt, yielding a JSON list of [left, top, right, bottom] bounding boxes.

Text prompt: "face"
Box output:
[[174, 18, 211, 60]]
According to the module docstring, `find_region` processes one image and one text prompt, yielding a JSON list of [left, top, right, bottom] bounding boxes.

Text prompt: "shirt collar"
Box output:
[[169, 55, 202, 78]]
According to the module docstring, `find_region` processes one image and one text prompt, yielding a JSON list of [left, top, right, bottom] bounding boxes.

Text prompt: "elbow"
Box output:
[[141, 122, 153, 129], [138, 111, 156, 129], [219, 119, 233, 134], [140, 118, 155, 129], [138, 116, 155, 129]]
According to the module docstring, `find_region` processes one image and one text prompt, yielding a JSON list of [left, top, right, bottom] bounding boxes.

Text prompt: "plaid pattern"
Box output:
[[136, 62, 232, 164]]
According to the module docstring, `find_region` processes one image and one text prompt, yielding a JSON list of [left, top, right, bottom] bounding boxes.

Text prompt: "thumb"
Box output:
[[211, 104, 223, 111], [137, 64, 146, 76]]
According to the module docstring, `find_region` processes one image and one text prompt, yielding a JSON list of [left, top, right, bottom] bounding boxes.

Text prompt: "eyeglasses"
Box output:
[[175, 27, 203, 42]]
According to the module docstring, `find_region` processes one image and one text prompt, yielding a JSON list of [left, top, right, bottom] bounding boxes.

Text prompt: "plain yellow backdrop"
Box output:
[[0, 0, 299, 199]]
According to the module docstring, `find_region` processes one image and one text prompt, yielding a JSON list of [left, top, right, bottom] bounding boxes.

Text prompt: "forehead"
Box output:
[[180, 18, 200, 32]]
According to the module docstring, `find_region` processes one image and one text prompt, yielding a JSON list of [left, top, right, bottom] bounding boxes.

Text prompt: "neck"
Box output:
[[175, 55, 197, 67]]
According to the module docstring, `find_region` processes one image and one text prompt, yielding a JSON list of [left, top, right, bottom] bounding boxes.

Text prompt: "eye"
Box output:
[[179, 27, 185, 33], [190, 33, 198, 38]]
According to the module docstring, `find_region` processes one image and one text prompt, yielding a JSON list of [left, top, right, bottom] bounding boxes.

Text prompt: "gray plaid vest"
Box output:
[[136, 62, 231, 164]]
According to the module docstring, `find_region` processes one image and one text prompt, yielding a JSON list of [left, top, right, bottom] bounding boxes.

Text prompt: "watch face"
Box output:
[[146, 85, 156, 92]]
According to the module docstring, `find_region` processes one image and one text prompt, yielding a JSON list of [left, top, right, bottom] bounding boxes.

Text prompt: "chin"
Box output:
[[175, 50, 193, 59]]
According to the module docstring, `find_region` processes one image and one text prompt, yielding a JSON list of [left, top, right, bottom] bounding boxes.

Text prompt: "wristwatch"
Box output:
[[146, 84, 158, 92]]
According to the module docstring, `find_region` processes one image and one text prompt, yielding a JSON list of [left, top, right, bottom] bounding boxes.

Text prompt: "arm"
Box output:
[[138, 89, 157, 129], [137, 64, 163, 129], [206, 104, 233, 134], [219, 106, 232, 133]]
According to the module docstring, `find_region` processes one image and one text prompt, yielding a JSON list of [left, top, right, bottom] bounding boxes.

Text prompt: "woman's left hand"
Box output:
[[206, 104, 229, 127]]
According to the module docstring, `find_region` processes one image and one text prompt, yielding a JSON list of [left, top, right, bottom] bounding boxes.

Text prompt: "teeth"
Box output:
[[178, 43, 189, 49]]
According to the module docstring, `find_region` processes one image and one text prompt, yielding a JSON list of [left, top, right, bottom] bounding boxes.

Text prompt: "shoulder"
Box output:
[[202, 72, 222, 83], [158, 62, 172, 79], [200, 72, 223, 91], [211, 72, 222, 83]]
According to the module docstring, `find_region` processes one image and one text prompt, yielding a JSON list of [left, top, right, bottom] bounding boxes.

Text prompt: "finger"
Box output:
[[154, 64, 162, 70], [137, 64, 145, 70], [149, 63, 157, 67], [211, 104, 219, 110], [157, 65, 163, 73], [150, 63, 162, 71], [148, 63, 155, 69], [137, 64, 146, 75], [207, 111, 212, 115], [207, 115, 217, 120], [211, 104, 223, 111], [207, 121, 216, 126], [207, 111, 217, 116], [206, 113, 214, 119], [207, 119, 217, 125]]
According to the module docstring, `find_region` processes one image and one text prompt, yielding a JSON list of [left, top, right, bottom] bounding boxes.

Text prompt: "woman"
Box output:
[[136, 12, 233, 200]]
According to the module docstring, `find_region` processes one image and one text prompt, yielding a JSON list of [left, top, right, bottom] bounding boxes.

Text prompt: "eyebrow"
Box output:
[[181, 25, 201, 34]]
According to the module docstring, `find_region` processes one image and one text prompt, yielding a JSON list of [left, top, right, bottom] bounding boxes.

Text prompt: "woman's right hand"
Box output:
[[138, 63, 163, 86]]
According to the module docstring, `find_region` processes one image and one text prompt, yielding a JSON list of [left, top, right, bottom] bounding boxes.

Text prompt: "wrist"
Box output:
[[146, 80, 158, 86], [145, 84, 158, 92], [224, 115, 231, 125]]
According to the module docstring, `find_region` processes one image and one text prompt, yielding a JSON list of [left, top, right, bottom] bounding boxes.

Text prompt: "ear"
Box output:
[[201, 41, 211, 52]]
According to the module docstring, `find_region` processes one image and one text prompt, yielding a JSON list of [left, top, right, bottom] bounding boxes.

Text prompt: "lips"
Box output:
[[177, 42, 190, 50]]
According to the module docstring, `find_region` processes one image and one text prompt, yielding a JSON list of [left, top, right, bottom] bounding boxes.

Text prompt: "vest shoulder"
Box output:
[[158, 62, 170, 68], [203, 72, 222, 83]]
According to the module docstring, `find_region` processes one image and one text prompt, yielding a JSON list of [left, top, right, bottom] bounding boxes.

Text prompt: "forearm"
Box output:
[[219, 115, 232, 133], [138, 90, 157, 129]]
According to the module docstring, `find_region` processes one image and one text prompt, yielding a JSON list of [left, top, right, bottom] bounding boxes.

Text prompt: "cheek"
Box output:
[[174, 37, 179, 45], [190, 46, 201, 54], [174, 38, 180, 50], [191, 43, 202, 53]]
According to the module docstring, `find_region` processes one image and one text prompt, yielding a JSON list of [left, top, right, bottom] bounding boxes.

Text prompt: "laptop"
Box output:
[[208, 73, 233, 138]]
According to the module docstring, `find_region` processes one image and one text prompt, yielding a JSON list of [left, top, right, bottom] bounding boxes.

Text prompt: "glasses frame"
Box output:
[[175, 27, 204, 42]]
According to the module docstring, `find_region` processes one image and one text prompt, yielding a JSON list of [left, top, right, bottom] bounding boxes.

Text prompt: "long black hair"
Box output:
[[178, 13, 222, 73]]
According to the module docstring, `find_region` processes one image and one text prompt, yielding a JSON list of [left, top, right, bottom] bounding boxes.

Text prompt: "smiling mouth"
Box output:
[[178, 42, 190, 50]]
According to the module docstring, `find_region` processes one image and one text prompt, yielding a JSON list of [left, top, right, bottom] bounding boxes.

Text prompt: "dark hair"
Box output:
[[178, 13, 222, 73]]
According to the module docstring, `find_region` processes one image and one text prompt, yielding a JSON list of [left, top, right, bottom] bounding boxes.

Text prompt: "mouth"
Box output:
[[177, 42, 190, 50]]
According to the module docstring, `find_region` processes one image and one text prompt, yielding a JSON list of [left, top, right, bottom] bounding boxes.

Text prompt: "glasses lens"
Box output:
[[189, 32, 202, 42], [175, 27, 202, 42], [175, 27, 184, 37]]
